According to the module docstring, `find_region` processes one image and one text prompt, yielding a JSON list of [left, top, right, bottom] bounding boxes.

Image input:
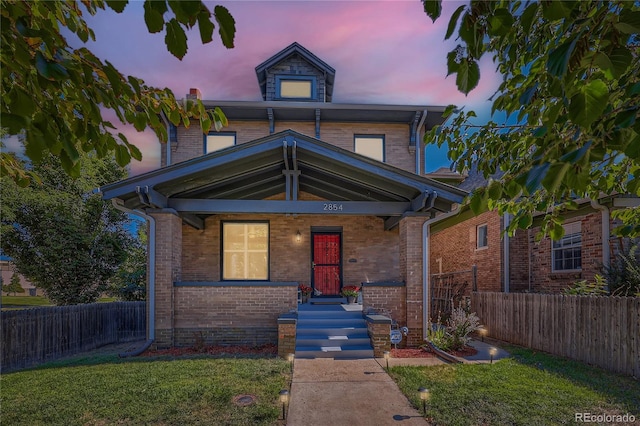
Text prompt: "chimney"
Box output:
[[186, 88, 202, 100]]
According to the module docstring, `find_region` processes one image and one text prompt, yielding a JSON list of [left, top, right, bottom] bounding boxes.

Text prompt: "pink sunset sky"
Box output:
[[83, 0, 502, 176]]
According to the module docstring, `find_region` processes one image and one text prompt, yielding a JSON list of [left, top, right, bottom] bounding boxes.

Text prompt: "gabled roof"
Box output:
[[255, 42, 336, 101], [100, 130, 466, 230]]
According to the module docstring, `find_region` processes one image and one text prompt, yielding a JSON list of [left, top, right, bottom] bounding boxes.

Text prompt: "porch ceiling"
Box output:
[[99, 130, 467, 229]]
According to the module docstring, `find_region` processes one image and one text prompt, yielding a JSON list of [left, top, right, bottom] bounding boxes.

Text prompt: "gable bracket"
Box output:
[[410, 190, 435, 212], [180, 213, 205, 230]]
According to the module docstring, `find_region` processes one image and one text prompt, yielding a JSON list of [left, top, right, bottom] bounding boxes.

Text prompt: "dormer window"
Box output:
[[276, 76, 316, 100]]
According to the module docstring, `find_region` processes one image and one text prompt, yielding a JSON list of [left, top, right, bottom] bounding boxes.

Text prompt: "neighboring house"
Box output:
[[0, 256, 39, 297], [426, 166, 640, 299], [100, 42, 468, 348]]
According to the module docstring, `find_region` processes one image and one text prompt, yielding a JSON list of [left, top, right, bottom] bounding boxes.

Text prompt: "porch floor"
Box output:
[[298, 299, 363, 312]]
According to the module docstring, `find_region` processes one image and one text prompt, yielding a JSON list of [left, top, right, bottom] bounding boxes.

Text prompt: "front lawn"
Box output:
[[390, 345, 640, 426], [1, 356, 290, 425]]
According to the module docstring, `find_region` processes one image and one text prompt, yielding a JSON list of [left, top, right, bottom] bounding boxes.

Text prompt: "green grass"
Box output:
[[389, 345, 640, 426], [1, 355, 290, 425], [1, 296, 119, 309]]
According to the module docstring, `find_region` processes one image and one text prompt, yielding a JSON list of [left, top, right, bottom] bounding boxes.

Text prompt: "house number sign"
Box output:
[[323, 203, 343, 211], [390, 330, 402, 345]]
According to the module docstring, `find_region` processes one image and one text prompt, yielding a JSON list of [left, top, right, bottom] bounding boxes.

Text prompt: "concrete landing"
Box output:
[[286, 358, 428, 425]]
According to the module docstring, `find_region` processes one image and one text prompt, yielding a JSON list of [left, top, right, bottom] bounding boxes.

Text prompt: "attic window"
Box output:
[[276, 76, 316, 100]]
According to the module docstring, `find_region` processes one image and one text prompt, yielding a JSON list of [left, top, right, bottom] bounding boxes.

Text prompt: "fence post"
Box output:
[[472, 265, 477, 291]]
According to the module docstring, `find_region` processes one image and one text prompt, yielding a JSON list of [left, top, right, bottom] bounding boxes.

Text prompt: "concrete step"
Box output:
[[297, 318, 365, 327], [297, 310, 363, 319], [296, 334, 371, 347], [295, 345, 374, 359], [296, 326, 367, 337]]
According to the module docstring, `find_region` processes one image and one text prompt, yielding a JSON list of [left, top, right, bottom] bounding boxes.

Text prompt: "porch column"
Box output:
[[150, 210, 182, 348], [399, 216, 425, 346]]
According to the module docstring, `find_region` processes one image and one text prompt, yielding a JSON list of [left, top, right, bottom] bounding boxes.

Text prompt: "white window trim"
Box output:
[[552, 222, 582, 272], [476, 223, 488, 250]]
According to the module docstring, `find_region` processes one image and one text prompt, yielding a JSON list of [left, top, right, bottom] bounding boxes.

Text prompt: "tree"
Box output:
[[0, 0, 235, 184], [0, 152, 133, 305], [422, 1, 640, 238], [108, 224, 147, 301], [2, 273, 25, 296]]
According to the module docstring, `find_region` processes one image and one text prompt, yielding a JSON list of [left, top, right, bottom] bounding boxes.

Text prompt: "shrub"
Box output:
[[563, 274, 608, 296], [603, 243, 640, 297], [446, 306, 480, 350]]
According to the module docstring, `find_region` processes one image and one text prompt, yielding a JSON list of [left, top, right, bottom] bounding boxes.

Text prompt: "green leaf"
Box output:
[[609, 47, 632, 79], [8, 87, 36, 117], [422, 0, 442, 22], [518, 213, 533, 229], [615, 10, 640, 34], [2, 113, 28, 134], [197, 9, 214, 44], [523, 163, 550, 194], [568, 79, 609, 128], [455, 58, 480, 95], [560, 142, 591, 164], [542, 1, 577, 21], [445, 5, 465, 40], [214, 5, 235, 49], [549, 221, 565, 241], [624, 133, 640, 160], [519, 83, 538, 106], [446, 49, 459, 76], [105, 0, 128, 13], [488, 8, 514, 36], [164, 18, 188, 59], [143, 0, 167, 33], [546, 37, 578, 78], [469, 190, 488, 214], [614, 108, 637, 128], [114, 144, 131, 167], [520, 3, 539, 34], [35, 51, 69, 81]]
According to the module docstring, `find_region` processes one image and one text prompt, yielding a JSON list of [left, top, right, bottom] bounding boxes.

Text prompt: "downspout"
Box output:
[[422, 193, 462, 340], [503, 213, 511, 293], [415, 110, 428, 175], [590, 199, 611, 279], [160, 112, 171, 166], [110, 198, 156, 347]]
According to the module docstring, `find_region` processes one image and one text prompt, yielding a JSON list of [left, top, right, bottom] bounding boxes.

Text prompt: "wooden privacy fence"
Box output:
[[472, 292, 640, 377], [2, 302, 146, 372]]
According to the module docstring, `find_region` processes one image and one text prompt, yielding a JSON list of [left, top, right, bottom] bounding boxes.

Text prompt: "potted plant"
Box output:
[[299, 284, 312, 303], [341, 285, 360, 304]]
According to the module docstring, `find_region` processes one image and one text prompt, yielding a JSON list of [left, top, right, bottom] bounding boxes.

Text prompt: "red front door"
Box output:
[[311, 233, 342, 296]]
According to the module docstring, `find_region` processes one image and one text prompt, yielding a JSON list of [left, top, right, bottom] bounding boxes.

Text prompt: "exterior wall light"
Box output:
[[295, 230, 302, 243], [279, 389, 289, 420], [418, 387, 430, 416]]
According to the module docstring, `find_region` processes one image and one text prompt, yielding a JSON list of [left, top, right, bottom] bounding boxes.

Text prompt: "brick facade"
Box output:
[[399, 216, 427, 346], [362, 284, 407, 332], [511, 211, 607, 294], [430, 210, 504, 294], [163, 120, 419, 174]]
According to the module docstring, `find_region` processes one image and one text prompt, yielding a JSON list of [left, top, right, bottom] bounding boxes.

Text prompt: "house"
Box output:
[[426, 166, 640, 302], [0, 256, 39, 297], [100, 42, 468, 349]]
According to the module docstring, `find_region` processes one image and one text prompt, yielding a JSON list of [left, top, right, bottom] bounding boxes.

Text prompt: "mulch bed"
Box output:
[[392, 345, 479, 358], [141, 344, 278, 357]]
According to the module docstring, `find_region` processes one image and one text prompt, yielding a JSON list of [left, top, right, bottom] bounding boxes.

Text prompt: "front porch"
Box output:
[[100, 130, 466, 350]]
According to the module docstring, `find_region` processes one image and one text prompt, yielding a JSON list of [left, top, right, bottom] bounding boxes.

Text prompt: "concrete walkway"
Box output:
[[286, 358, 429, 425]]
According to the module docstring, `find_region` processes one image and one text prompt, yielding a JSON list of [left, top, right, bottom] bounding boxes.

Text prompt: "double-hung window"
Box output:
[[476, 224, 488, 249], [222, 222, 269, 280], [205, 132, 236, 153], [552, 222, 582, 271], [354, 135, 385, 162]]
